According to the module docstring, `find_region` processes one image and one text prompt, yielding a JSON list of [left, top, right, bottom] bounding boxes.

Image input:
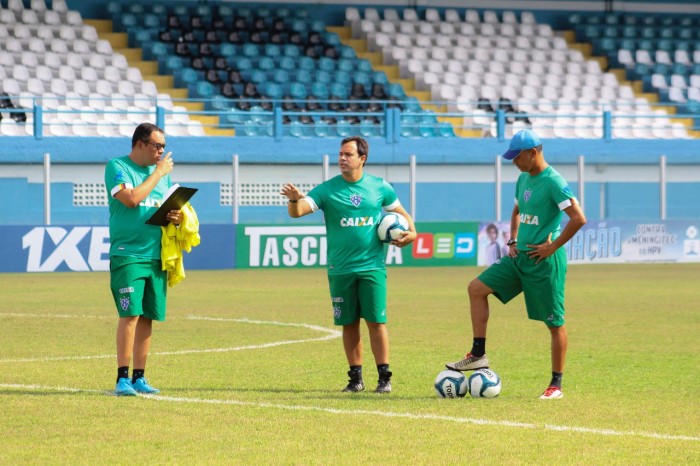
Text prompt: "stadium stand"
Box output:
[[0, 1, 699, 139]]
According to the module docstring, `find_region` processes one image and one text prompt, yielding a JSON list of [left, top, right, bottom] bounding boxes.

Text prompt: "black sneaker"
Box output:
[[375, 371, 392, 394], [341, 378, 365, 393]]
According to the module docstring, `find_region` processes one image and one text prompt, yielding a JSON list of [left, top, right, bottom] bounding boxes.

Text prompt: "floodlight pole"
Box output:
[[232, 154, 239, 224], [495, 154, 502, 222], [660, 155, 667, 220], [409, 154, 416, 220]]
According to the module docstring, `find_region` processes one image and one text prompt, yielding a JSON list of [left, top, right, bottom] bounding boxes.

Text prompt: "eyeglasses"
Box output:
[[142, 140, 166, 151]]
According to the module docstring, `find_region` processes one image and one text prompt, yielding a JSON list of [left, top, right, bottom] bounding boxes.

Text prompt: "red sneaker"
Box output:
[[539, 385, 564, 399]]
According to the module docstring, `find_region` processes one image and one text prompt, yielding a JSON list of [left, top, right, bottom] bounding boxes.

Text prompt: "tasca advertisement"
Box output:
[[235, 222, 479, 268]]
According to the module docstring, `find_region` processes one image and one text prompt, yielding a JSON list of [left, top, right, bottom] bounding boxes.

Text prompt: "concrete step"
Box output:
[[395, 79, 414, 92], [178, 101, 204, 112], [408, 90, 431, 102], [356, 51, 382, 66], [114, 48, 143, 61], [327, 26, 351, 40], [83, 19, 112, 33], [347, 38, 367, 52], [374, 65, 399, 81], [160, 88, 189, 99], [144, 75, 173, 89], [203, 127, 235, 136], [100, 32, 128, 49]]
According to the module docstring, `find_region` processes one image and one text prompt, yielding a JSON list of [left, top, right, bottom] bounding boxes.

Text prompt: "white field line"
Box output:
[[0, 314, 341, 364], [1, 383, 698, 443], [3, 313, 698, 443]]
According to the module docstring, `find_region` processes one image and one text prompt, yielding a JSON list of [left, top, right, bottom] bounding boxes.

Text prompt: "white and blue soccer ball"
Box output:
[[467, 369, 502, 398], [376, 212, 409, 243], [434, 370, 468, 398]]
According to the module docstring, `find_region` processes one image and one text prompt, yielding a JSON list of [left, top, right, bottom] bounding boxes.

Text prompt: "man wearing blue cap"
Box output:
[[446, 129, 586, 399]]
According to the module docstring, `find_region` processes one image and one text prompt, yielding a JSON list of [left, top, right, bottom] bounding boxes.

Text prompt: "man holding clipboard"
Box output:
[[104, 122, 181, 396]]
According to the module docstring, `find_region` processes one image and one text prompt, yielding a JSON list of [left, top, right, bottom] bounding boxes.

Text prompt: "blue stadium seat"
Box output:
[[283, 44, 301, 58], [290, 121, 310, 138], [264, 82, 283, 100], [357, 59, 373, 73], [279, 56, 296, 72], [195, 81, 215, 98], [295, 69, 312, 84], [290, 82, 308, 100], [220, 43, 237, 57], [336, 120, 354, 137], [314, 120, 333, 138], [258, 57, 275, 72], [264, 44, 281, 58], [330, 82, 349, 99], [298, 56, 315, 72], [272, 69, 290, 85], [334, 71, 351, 86], [318, 57, 336, 73], [243, 43, 259, 58], [360, 119, 380, 138], [438, 122, 456, 137], [388, 83, 406, 99], [315, 70, 332, 84], [337, 59, 354, 73], [311, 82, 329, 99]]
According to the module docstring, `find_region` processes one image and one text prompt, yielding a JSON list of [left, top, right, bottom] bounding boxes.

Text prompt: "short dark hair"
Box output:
[[132, 122, 164, 148], [486, 223, 498, 234], [341, 136, 369, 165]]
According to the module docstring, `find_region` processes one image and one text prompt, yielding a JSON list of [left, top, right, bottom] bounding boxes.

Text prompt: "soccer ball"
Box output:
[[434, 370, 468, 398], [376, 212, 409, 243], [467, 369, 502, 398]]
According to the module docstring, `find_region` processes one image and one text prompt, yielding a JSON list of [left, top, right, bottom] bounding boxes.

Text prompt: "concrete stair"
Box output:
[[565, 28, 697, 137], [332, 25, 479, 137], [83, 19, 234, 136]]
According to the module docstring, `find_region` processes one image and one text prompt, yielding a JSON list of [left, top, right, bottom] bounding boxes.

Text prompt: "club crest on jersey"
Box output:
[[524, 189, 533, 203], [350, 194, 362, 207], [120, 297, 130, 311]]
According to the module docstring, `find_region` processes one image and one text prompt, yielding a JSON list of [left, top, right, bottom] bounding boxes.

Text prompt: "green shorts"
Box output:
[[110, 256, 167, 321], [327, 269, 387, 326], [478, 248, 567, 327]]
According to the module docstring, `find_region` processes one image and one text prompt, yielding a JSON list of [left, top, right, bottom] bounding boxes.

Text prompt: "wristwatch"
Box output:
[[506, 238, 517, 246]]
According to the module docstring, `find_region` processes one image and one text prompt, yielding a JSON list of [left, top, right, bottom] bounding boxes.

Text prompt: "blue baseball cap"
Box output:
[[502, 129, 542, 160]]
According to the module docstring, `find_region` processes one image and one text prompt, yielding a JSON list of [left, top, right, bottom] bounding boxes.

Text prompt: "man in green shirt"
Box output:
[[281, 136, 416, 393], [446, 129, 586, 400], [105, 123, 182, 396]]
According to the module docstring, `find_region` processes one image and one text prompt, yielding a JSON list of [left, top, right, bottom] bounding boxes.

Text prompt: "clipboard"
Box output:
[[146, 185, 198, 226]]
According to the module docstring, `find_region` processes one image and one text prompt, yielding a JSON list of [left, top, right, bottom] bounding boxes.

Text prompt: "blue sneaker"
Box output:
[[115, 377, 137, 396], [131, 377, 160, 394]]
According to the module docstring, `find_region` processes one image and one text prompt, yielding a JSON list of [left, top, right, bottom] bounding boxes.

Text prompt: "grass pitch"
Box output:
[[1, 264, 699, 464]]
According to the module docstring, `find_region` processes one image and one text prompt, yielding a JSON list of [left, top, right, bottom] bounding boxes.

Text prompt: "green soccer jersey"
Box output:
[[306, 173, 399, 275], [105, 155, 171, 259], [515, 166, 575, 251]]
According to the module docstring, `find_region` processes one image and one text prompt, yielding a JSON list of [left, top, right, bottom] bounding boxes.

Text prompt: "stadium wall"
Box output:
[[2, 135, 700, 225]]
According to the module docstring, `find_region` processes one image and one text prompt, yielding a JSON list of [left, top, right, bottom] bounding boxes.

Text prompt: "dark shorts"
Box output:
[[478, 248, 567, 327], [327, 269, 387, 325], [110, 256, 167, 321]]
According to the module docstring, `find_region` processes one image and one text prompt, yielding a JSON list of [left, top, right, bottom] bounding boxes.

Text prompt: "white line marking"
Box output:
[[0, 316, 341, 364], [3, 313, 697, 443], [1, 384, 698, 443]]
